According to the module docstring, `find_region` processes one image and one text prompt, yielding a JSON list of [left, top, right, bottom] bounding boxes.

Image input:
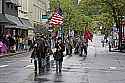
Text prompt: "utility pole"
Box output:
[[2, 0, 4, 14], [1, 0, 5, 36]]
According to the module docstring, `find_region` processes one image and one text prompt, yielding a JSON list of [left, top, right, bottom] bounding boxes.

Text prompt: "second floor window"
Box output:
[[15, 7, 18, 10], [6, 4, 10, 8], [11, 4, 13, 9]]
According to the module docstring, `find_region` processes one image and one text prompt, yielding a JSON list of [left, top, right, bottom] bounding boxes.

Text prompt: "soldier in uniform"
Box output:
[[54, 37, 65, 73], [30, 33, 46, 74]]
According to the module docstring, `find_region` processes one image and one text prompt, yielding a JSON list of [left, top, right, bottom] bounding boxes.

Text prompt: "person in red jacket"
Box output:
[[84, 31, 93, 42]]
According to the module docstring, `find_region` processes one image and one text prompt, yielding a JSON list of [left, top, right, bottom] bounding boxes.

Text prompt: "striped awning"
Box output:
[[19, 18, 34, 29], [5, 14, 24, 28]]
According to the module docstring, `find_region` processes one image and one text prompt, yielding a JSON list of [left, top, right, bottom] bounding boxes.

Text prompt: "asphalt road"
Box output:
[[0, 35, 125, 83]]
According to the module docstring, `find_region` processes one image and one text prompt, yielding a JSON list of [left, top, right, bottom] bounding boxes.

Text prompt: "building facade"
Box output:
[[18, 0, 33, 39], [0, 0, 50, 36], [18, 0, 50, 37], [0, 0, 23, 37], [29, 0, 49, 24], [0, 0, 50, 54]]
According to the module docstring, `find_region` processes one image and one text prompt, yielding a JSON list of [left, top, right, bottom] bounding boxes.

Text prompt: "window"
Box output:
[[11, 4, 13, 9], [6, 3, 10, 8], [15, 7, 18, 10]]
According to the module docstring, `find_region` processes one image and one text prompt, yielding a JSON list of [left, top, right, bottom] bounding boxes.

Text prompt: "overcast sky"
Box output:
[[78, 0, 81, 4]]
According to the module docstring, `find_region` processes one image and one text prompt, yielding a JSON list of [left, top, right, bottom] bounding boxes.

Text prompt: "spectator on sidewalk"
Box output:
[[18, 37, 23, 51], [0, 40, 8, 54], [8, 36, 16, 53], [28, 38, 32, 50]]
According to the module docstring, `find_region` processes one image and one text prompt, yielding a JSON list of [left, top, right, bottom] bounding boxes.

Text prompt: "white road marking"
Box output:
[[0, 65, 8, 68], [20, 60, 30, 62], [24, 64, 34, 68], [5, 61, 13, 63], [109, 67, 117, 70], [83, 67, 89, 69]]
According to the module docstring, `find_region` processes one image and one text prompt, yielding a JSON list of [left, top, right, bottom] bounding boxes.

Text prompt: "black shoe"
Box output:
[[59, 70, 62, 73], [56, 69, 58, 72], [79, 54, 82, 57], [84, 54, 87, 57], [34, 71, 37, 74]]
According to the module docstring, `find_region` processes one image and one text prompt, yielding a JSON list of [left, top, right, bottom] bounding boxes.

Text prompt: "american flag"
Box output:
[[49, 8, 63, 26]]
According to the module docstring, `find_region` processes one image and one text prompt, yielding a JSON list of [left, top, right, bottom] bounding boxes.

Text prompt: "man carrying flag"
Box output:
[[49, 7, 65, 73]]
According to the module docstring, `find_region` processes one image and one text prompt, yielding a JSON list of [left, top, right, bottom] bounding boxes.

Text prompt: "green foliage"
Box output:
[[50, 0, 93, 33], [50, 0, 125, 34], [99, 0, 125, 34], [79, 0, 125, 34]]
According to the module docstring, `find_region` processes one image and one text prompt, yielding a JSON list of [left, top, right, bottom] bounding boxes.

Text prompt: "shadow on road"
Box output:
[[53, 72, 64, 82]]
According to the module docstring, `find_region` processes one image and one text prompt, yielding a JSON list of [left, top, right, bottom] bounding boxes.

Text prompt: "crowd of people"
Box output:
[[29, 33, 91, 74], [0, 30, 92, 74], [0, 34, 33, 55], [0, 35, 16, 54]]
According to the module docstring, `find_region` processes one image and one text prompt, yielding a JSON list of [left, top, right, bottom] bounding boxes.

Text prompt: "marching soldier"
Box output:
[[30, 33, 46, 74], [53, 37, 65, 73]]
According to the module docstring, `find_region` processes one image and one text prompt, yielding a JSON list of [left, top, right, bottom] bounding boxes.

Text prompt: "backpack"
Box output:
[[38, 39, 45, 52], [59, 42, 65, 52], [53, 51, 63, 60], [33, 38, 45, 58]]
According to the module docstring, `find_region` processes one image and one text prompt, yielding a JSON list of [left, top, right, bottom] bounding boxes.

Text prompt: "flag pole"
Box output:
[[57, 0, 64, 42]]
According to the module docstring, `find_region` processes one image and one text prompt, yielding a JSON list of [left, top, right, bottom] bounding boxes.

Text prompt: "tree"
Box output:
[[50, 0, 91, 34], [50, 0, 125, 35], [100, 0, 125, 48], [78, 0, 125, 34]]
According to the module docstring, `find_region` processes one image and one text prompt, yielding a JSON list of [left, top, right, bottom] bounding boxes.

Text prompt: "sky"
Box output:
[[78, 0, 81, 4]]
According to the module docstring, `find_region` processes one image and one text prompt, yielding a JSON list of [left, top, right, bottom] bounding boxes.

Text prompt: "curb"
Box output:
[[0, 51, 27, 58]]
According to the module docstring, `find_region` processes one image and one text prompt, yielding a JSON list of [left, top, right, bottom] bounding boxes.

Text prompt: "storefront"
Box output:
[[19, 18, 34, 39], [0, 13, 15, 37], [4, 14, 24, 37]]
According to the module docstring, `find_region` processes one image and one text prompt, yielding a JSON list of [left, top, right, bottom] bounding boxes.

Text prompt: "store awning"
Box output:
[[0, 13, 15, 25], [19, 18, 34, 29], [5, 14, 24, 28]]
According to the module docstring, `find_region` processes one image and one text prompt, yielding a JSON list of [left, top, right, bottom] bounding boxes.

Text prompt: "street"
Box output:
[[1, 35, 125, 83]]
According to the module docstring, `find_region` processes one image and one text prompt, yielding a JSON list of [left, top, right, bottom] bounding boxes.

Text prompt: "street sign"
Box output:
[[42, 15, 48, 19], [41, 15, 48, 22]]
